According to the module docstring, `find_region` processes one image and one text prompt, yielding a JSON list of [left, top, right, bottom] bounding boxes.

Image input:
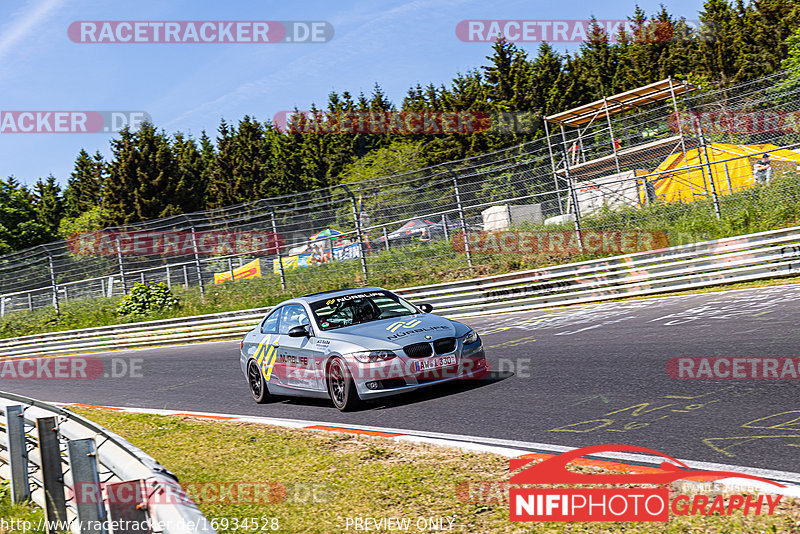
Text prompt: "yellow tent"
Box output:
[[213, 258, 262, 284], [648, 143, 800, 203]]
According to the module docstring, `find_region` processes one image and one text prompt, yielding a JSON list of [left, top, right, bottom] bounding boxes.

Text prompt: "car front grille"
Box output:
[[433, 337, 456, 354], [404, 342, 433, 358]]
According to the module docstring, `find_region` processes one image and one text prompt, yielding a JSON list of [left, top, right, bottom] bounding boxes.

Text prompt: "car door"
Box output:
[[250, 306, 283, 389], [275, 304, 324, 391]]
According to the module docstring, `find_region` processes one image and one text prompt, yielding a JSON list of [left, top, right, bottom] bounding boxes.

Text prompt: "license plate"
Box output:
[[415, 354, 456, 372]]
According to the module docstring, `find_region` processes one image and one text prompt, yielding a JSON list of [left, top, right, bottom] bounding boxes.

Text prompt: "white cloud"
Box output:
[[0, 0, 65, 64]]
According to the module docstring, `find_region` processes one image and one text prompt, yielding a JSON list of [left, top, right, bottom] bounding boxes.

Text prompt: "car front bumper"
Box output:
[[352, 340, 488, 400]]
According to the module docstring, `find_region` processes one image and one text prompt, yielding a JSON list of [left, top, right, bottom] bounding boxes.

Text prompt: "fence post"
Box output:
[[449, 170, 473, 271], [115, 236, 127, 293], [269, 207, 286, 292], [441, 215, 449, 242], [165, 265, 171, 288], [47, 253, 60, 315], [724, 162, 733, 194], [1, 296, 4, 318], [559, 141, 584, 250], [36, 416, 68, 530], [67, 438, 107, 531], [698, 131, 722, 220], [338, 185, 369, 283], [6, 405, 30, 503], [27, 292, 33, 311], [187, 220, 205, 299]]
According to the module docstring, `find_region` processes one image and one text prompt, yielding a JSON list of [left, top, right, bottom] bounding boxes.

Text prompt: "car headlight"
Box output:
[[463, 329, 479, 345], [351, 350, 397, 363]]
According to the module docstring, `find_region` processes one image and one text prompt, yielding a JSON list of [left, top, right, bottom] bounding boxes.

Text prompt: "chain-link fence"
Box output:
[[3, 67, 800, 316]]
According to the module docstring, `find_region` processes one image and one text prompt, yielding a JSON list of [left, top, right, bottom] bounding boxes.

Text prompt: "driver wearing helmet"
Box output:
[[352, 299, 379, 324]]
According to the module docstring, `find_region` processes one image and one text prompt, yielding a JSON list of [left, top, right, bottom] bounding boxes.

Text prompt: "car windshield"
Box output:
[[310, 290, 418, 331]]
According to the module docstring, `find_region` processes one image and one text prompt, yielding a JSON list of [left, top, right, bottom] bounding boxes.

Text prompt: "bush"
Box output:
[[117, 283, 180, 317]]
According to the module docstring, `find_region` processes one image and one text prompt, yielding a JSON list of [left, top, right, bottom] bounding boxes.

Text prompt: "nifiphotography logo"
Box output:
[[509, 444, 785, 522]]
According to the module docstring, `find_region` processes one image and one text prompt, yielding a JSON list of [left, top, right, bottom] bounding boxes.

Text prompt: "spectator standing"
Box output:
[[754, 154, 772, 184]]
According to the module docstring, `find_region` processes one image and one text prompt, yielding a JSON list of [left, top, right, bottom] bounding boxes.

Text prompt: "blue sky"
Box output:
[[0, 0, 704, 187]]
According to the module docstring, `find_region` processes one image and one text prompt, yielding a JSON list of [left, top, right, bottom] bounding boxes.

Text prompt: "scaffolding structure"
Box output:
[[544, 78, 700, 224]]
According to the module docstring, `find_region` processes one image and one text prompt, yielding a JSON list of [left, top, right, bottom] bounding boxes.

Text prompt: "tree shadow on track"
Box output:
[[270, 370, 514, 411]]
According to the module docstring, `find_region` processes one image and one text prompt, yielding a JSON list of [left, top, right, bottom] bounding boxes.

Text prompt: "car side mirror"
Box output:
[[288, 325, 309, 338], [418, 303, 434, 313]]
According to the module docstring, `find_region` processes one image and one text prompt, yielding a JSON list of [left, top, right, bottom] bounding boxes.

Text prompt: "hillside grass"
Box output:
[[2, 173, 800, 340]]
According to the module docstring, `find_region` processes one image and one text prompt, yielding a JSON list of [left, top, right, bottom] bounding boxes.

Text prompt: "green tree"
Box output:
[[0, 178, 52, 252], [32, 175, 64, 238], [64, 149, 104, 218]]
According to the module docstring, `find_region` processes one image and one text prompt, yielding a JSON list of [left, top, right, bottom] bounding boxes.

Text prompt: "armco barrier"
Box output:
[[2, 227, 800, 357], [0, 391, 215, 534]]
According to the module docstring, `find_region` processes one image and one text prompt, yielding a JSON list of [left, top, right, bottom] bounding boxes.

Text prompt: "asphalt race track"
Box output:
[[4, 284, 800, 474]]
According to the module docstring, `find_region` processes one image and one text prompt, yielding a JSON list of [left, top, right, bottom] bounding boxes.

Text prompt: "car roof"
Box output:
[[293, 287, 388, 304]]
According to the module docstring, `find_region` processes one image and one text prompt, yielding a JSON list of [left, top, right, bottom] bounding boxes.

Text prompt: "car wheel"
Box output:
[[327, 357, 362, 411], [247, 360, 271, 404]]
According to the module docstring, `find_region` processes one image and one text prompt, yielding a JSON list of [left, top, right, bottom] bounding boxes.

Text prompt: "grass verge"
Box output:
[[69, 407, 800, 534], [0, 481, 46, 533]]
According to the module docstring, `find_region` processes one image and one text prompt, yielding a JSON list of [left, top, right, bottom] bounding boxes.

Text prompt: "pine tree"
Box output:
[[173, 133, 206, 213], [131, 122, 180, 220], [64, 149, 104, 217], [103, 127, 140, 225], [32, 175, 64, 237]]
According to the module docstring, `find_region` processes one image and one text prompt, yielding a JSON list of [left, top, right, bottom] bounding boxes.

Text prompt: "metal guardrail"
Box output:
[[0, 392, 215, 534], [1, 226, 799, 358], [394, 225, 800, 317]]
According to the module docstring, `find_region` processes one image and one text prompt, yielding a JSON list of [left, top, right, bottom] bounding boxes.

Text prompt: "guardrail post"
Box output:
[[338, 185, 369, 283], [104, 480, 149, 528], [36, 416, 68, 530], [383, 226, 390, 251], [1, 296, 5, 318], [269, 207, 286, 292], [47, 253, 60, 315], [183, 265, 189, 287], [446, 168, 473, 271], [27, 292, 33, 311], [228, 258, 235, 283], [6, 405, 30, 503], [441, 215, 449, 241], [165, 266, 171, 289], [115, 236, 127, 294], [67, 439, 107, 533]]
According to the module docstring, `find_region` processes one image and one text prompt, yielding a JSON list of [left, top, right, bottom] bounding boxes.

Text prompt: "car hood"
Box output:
[[321, 314, 460, 351]]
